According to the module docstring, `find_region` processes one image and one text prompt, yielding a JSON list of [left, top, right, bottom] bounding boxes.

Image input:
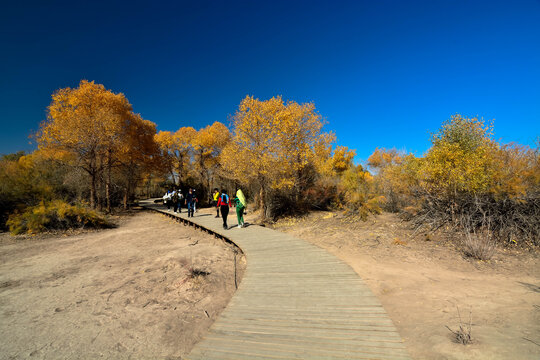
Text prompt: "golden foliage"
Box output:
[[221, 95, 333, 218], [192, 122, 230, 192], [155, 126, 197, 183], [366, 114, 539, 245], [7, 200, 110, 235], [367, 148, 419, 211], [330, 146, 356, 175], [367, 147, 403, 169], [40, 80, 133, 159], [155, 122, 229, 192], [36, 80, 159, 208], [491, 143, 539, 199], [420, 115, 498, 195]]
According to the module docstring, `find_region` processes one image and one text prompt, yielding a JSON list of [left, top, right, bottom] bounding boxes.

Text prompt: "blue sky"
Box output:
[[1, 0, 539, 162]]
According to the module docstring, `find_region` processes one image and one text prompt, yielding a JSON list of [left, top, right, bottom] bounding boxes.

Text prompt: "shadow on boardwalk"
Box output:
[[141, 200, 411, 360]]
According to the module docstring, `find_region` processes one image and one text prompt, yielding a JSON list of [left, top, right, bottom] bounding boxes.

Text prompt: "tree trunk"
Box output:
[[123, 188, 128, 210], [106, 150, 112, 213], [90, 171, 96, 209], [124, 171, 133, 210], [258, 178, 268, 221], [88, 154, 97, 209], [96, 155, 104, 211]]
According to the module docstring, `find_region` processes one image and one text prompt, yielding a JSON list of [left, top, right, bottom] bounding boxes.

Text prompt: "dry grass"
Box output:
[[462, 231, 496, 260], [446, 307, 473, 345]]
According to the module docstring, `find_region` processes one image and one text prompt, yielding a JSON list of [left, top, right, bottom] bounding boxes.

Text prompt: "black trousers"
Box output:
[[220, 205, 229, 228], [213, 201, 219, 216]]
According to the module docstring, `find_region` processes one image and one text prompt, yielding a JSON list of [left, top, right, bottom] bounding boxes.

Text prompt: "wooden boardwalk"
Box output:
[[141, 200, 410, 360]]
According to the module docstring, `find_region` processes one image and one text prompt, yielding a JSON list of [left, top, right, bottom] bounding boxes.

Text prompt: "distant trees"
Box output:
[[155, 122, 230, 202], [155, 126, 197, 186], [116, 114, 161, 209], [368, 148, 419, 212]]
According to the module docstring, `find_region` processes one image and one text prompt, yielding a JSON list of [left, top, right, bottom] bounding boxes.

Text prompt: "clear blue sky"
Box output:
[[1, 0, 539, 162]]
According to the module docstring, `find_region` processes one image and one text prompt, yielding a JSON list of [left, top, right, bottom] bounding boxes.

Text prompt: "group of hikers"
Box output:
[[162, 187, 198, 217], [163, 187, 247, 230]]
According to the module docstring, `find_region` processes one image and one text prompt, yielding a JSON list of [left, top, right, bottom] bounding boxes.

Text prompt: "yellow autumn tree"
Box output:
[[191, 122, 230, 200], [220, 95, 332, 219], [408, 114, 539, 245], [117, 114, 161, 208], [490, 142, 540, 199], [155, 126, 197, 186], [154, 130, 176, 184], [420, 114, 498, 197], [367, 148, 420, 211], [330, 145, 356, 175], [37, 80, 146, 210], [173, 126, 197, 184]]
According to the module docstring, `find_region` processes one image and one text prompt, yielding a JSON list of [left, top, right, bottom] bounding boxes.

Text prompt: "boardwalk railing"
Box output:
[[140, 199, 411, 360]]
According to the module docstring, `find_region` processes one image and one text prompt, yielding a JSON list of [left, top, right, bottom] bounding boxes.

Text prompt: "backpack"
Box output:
[[221, 194, 229, 203], [172, 191, 179, 202]]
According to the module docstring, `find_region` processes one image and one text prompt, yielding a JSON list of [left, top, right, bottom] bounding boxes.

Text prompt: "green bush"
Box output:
[[7, 200, 111, 235]]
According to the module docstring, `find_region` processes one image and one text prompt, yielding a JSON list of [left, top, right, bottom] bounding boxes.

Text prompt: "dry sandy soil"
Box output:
[[267, 211, 540, 360], [2, 206, 538, 360], [0, 211, 245, 360]]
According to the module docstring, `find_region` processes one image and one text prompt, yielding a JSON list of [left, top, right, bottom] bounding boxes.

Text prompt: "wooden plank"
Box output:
[[194, 336, 409, 359]]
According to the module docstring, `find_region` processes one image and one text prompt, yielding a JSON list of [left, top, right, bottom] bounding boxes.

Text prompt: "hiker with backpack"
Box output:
[[233, 189, 247, 228], [217, 189, 232, 229]]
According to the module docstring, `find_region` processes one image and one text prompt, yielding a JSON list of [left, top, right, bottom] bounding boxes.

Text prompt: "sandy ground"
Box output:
[[0, 211, 245, 360], [267, 211, 540, 360], [2, 206, 538, 360]]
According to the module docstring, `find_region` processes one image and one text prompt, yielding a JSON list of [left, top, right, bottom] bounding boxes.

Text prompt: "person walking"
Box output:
[[233, 189, 247, 228], [176, 189, 183, 213], [171, 189, 179, 213], [163, 189, 172, 210], [217, 189, 232, 229], [212, 188, 220, 218], [185, 188, 196, 217]]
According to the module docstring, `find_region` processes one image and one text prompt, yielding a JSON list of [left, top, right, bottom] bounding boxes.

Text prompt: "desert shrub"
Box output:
[[7, 200, 111, 235], [446, 307, 473, 345], [368, 149, 421, 212], [413, 193, 540, 246], [303, 179, 339, 211], [347, 195, 385, 220], [376, 115, 540, 247], [0, 152, 71, 230], [462, 228, 496, 260], [332, 166, 385, 220], [413, 116, 540, 246], [420, 115, 498, 196]]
